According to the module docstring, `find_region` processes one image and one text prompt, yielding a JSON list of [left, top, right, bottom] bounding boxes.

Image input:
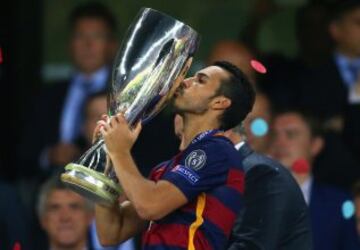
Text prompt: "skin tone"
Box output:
[[330, 8, 360, 58], [223, 93, 271, 154], [354, 196, 360, 236], [48, 18, 117, 166], [83, 95, 107, 146], [70, 18, 117, 75], [94, 66, 232, 246], [243, 93, 272, 154], [40, 190, 93, 250], [269, 112, 323, 185], [174, 114, 186, 151]]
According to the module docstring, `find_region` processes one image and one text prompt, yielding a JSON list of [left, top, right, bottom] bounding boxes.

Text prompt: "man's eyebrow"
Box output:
[[195, 72, 210, 79]]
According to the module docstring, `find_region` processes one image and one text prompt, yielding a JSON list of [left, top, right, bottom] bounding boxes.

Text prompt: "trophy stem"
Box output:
[[61, 138, 122, 206], [78, 138, 105, 169]]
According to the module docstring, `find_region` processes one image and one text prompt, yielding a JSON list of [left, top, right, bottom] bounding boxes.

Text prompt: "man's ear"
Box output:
[[212, 96, 231, 110], [310, 136, 324, 158], [40, 215, 47, 230], [329, 21, 341, 42]]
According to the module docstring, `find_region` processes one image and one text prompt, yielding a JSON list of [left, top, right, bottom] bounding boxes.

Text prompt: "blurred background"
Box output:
[[0, 0, 311, 179]]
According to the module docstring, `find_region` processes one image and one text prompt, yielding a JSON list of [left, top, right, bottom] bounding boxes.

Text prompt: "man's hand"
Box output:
[[92, 114, 109, 143], [99, 114, 142, 158]]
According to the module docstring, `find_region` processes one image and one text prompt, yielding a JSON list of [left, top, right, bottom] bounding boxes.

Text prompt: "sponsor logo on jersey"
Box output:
[[171, 165, 200, 184]]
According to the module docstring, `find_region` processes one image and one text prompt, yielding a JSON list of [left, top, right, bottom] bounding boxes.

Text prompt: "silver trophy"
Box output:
[[61, 8, 200, 206]]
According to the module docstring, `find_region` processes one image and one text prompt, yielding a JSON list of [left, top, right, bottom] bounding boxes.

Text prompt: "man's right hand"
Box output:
[[93, 114, 109, 143]]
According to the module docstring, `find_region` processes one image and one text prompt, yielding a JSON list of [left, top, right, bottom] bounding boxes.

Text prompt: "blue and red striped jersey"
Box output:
[[142, 130, 245, 250]]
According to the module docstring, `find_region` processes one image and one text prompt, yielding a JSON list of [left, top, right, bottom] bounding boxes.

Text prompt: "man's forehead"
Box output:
[[48, 189, 84, 202], [275, 114, 308, 130], [196, 65, 228, 78]]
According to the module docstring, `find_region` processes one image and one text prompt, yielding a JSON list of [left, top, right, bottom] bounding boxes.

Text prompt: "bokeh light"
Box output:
[[250, 118, 268, 137], [342, 200, 355, 219]]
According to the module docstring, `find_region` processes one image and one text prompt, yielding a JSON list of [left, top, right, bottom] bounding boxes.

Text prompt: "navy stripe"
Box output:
[[200, 219, 228, 250], [210, 186, 244, 214]]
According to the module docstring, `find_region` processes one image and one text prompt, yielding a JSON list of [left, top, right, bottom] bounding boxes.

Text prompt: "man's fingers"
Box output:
[[109, 116, 116, 128], [101, 114, 109, 121], [133, 121, 142, 135], [116, 113, 126, 123], [95, 120, 107, 132], [97, 120, 107, 126], [100, 125, 107, 136]]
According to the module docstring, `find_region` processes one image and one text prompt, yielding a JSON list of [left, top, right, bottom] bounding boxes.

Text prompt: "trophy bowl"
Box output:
[[61, 7, 200, 206]]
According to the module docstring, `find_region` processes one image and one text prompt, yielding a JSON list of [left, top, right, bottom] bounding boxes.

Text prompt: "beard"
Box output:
[[170, 97, 185, 116], [171, 98, 209, 116]]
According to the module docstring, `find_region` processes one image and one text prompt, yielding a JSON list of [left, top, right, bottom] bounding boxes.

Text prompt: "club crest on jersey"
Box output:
[[185, 149, 207, 171]]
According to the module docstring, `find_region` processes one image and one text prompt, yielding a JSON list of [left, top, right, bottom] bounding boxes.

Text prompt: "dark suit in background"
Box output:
[[18, 79, 72, 176], [0, 181, 29, 250], [228, 143, 312, 250], [310, 182, 360, 250], [299, 58, 360, 190]]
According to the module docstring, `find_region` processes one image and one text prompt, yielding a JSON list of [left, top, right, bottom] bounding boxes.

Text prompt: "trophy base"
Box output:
[[61, 163, 122, 207]]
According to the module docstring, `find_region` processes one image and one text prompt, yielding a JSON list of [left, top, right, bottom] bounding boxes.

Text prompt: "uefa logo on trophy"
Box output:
[[61, 8, 200, 206]]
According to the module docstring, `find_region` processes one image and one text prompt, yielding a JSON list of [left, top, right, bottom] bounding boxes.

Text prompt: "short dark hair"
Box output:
[[212, 61, 256, 131], [330, 0, 360, 21], [83, 90, 109, 115], [37, 174, 93, 217], [69, 2, 117, 35], [273, 107, 323, 138]]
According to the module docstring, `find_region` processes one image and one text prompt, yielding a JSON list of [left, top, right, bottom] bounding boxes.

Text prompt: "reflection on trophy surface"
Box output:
[[61, 7, 200, 206]]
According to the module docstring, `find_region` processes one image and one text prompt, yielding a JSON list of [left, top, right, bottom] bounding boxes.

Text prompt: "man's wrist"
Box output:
[[109, 150, 132, 165]]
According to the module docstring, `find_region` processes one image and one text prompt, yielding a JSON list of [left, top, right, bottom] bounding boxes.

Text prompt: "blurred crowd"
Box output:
[[2, 0, 360, 249]]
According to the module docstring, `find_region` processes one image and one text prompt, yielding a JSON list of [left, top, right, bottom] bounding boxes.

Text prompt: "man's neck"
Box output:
[[225, 131, 243, 146], [336, 48, 360, 60], [181, 114, 220, 149], [293, 172, 311, 186], [50, 241, 87, 250]]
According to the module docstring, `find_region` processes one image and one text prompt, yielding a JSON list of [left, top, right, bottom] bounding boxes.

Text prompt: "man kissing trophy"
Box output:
[[61, 8, 200, 206]]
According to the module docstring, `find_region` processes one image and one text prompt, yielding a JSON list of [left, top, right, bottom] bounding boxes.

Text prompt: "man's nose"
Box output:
[[182, 77, 192, 88], [59, 208, 72, 221], [272, 134, 287, 148]]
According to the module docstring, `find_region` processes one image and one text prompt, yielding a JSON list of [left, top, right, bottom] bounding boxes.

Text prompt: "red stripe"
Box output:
[[181, 200, 197, 213], [150, 166, 166, 181], [193, 228, 213, 250], [203, 195, 237, 236], [143, 223, 211, 249], [227, 168, 245, 194]]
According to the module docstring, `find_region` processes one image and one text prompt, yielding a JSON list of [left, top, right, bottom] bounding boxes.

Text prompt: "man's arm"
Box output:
[[100, 114, 188, 220], [110, 151, 188, 221], [95, 200, 146, 246]]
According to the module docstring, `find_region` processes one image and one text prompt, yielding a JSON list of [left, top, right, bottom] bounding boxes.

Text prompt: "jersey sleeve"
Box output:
[[162, 139, 230, 201]]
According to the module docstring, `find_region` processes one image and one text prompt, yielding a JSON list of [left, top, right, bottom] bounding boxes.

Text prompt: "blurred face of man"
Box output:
[[173, 66, 230, 115], [41, 189, 93, 249], [244, 94, 271, 153], [331, 8, 360, 57], [355, 196, 360, 237], [83, 95, 107, 145], [70, 18, 116, 74], [269, 113, 318, 169], [207, 41, 255, 83]]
